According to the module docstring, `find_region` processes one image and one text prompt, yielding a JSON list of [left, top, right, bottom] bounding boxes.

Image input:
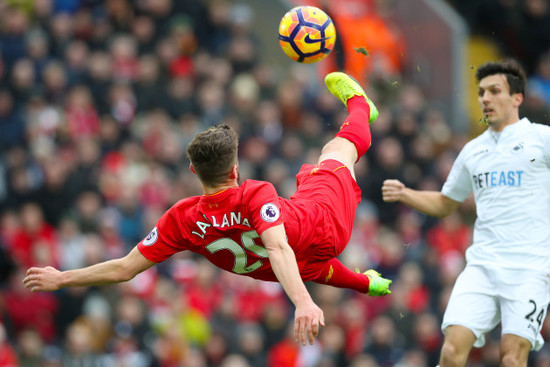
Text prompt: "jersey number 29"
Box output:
[[206, 230, 268, 274]]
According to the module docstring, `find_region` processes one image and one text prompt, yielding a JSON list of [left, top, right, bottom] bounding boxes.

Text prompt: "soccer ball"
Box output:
[[278, 6, 336, 64]]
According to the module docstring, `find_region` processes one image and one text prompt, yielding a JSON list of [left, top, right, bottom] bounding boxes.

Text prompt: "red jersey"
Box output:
[[138, 160, 361, 282]]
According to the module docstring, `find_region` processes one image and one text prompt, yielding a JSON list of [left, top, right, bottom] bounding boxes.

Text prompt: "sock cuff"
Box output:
[[347, 95, 371, 117]]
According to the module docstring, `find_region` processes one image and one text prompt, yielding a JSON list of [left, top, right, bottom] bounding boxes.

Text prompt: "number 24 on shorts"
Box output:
[[525, 299, 545, 330]]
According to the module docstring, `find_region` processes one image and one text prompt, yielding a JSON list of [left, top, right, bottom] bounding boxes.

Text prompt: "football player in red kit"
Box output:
[[24, 72, 391, 346]]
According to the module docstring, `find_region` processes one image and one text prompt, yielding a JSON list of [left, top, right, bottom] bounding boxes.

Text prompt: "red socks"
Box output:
[[335, 96, 372, 160], [313, 258, 370, 293]]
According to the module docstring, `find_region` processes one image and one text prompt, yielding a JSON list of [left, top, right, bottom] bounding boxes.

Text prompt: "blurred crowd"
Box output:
[[447, 0, 550, 122], [447, 0, 550, 74], [0, 0, 550, 367]]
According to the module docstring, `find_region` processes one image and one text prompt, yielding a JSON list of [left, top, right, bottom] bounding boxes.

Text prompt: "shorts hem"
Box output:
[[501, 330, 543, 351]]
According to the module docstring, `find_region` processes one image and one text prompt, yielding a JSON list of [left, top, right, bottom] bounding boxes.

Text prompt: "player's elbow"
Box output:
[[435, 207, 454, 218], [265, 241, 284, 254], [119, 269, 136, 283], [265, 239, 289, 257], [435, 196, 460, 218], [113, 259, 141, 283]]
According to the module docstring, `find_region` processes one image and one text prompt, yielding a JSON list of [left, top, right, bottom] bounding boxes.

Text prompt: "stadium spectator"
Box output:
[[528, 51, 550, 107], [0, 322, 18, 367], [4, 269, 59, 343], [0, 90, 26, 152]]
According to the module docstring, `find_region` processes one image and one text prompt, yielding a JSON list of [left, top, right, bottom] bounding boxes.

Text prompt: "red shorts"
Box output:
[[291, 159, 362, 260]]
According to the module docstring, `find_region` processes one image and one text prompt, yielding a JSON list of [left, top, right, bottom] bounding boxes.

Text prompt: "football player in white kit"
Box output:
[[382, 58, 550, 367]]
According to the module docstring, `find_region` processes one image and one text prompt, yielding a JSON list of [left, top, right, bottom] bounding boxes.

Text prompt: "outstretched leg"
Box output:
[[320, 72, 378, 179]]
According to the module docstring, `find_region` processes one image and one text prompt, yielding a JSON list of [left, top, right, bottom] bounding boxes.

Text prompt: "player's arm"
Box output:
[[260, 223, 325, 346], [23, 247, 156, 292], [382, 179, 460, 218]]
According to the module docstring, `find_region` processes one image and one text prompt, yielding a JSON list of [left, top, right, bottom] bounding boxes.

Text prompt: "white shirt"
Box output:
[[442, 118, 550, 271]]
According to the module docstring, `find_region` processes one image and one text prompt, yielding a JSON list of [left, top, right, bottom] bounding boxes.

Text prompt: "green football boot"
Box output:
[[364, 269, 392, 296], [325, 71, 379, 124]]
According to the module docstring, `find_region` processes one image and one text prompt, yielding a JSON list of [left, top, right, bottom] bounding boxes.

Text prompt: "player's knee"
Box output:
[[500, 335, 530, 367], [321, 138, 349, 154], [440, 342, 467, 367], [319, 138, 357, 164], [500, 353, 526, 367]]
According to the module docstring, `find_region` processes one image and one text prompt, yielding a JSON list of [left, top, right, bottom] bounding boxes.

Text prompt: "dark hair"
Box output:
[[475, 59, 527, 96], [186, 124, 239, 187]]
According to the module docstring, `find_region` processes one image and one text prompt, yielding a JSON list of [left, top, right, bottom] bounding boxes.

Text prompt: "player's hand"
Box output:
[[381, 179, 405, 202], [365, 269, 392, 296], [294, 300, 325, 346], [23, 266, 62, 292]]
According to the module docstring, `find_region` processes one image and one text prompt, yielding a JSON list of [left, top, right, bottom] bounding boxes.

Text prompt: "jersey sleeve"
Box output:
[[137, 206, 186, 263], [243, 181, 284, 235], [441, 148, 473, 202]]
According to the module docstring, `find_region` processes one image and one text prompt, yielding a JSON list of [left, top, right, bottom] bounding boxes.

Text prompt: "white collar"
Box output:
[[485, 118, 530, 142]]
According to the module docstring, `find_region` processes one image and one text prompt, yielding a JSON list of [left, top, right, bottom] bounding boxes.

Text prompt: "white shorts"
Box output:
[[442, 264, 550, 351]]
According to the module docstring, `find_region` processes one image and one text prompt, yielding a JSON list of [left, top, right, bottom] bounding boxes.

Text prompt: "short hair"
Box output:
[[475, 59, 527, 96], [186, 124, 239, 187]]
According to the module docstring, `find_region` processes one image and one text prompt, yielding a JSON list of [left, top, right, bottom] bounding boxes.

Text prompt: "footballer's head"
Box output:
[[186, 124, 239, 187], [476, 58, 526, 96], [476, 59, 526, 128]]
